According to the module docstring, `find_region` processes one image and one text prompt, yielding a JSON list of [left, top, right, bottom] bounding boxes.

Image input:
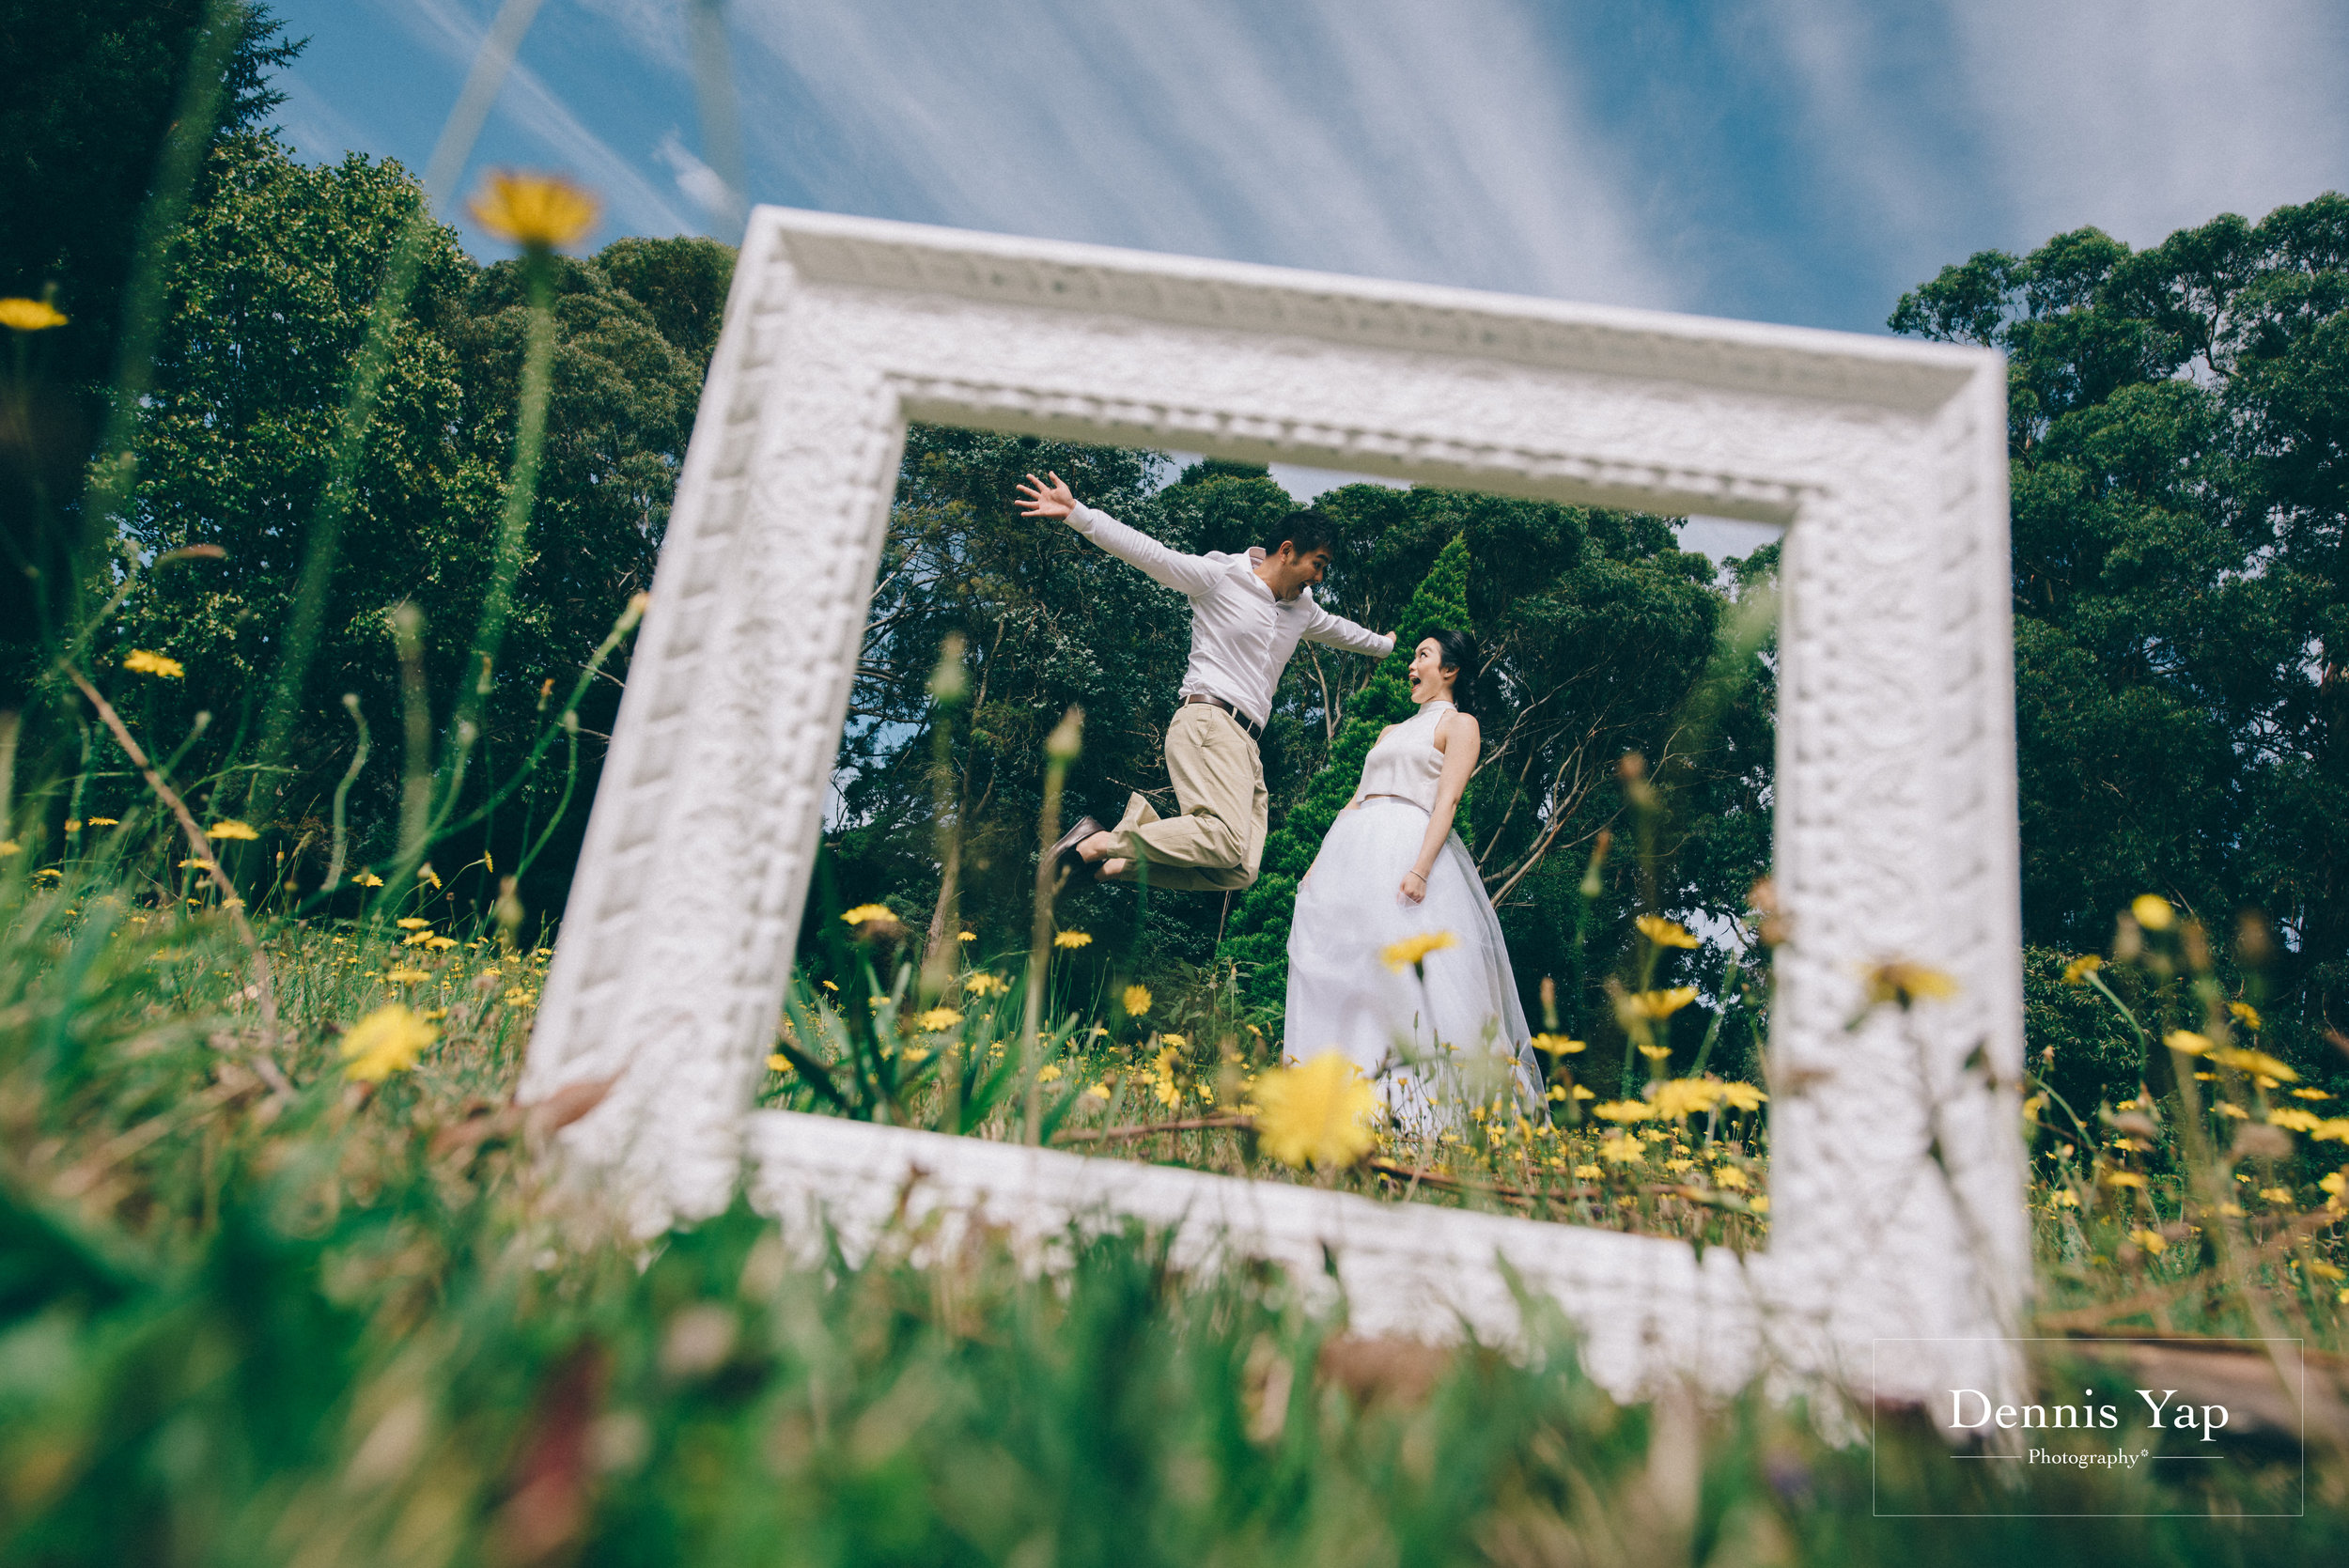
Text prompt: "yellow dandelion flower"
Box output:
[[355, 872, 384, 887], [964, 972, 1008, 997], [2127, 1228, 2168, 1256], [1635, 913, 1701, 949], [2311, 1119, 2349, 1143], [1713, 1165, 1751, 1190], [840, 903, 896, 925], [1619, 986, 1699, 1023], [1037, 1064, 1062, 1083], [1748, 1196, 1770, 1215], [2061, 954, 2103, 986], [1597, 1133, 1643, 1163], [1381, 930, 1459, 972], [340, 1003, 436, 1081], [424, 935, 458, 950], [206, 819, 258, 841], [2049, 1188, 2080, 1208], [417, 864, 442, 890], [1160, 1033, 1189, 1049], [767, 1053, 795, 1073], [1122, 983, 1152, 1017], [957, 930, 976, 942], [2229, 1001, 2262, 1032], [1569, 1162, 1599, 1178], [2310, 1259, 2345, 1281], [123, 648, 184, 679], [2211, 1046, 2296, 1081], [1650, 1079, 1722, 1119], [915, 1007, 962, 1031], [1531, 1032, 1585, 1054], [86, 816, 117, 827], [0, 841, 18, 857], [1053, 930, 1093, 949], [2213, 1101, 2248, 1120], [383, 966, 430, 983], [0, 297, 70, 332], [2104, 1171, 2147, 1189], [1861, 961, 1958, 1010], [1083, 1082, 1112, 1101], [2266, 1108, 2321, 1132], [2257, 1186, 2294, 1203], [177, 858, 212, 870], [468, 170, 600, 249], [1592, 1099, 1655, 1124], [2292, 1088, 2332, 1100], [1252, 1052, 1377, 1170], [1572, 1084, 1595, 1100], [2130, 894, 2175, 931], [2164, 1030, 2212, 1056], [396, 917, 431, 930]]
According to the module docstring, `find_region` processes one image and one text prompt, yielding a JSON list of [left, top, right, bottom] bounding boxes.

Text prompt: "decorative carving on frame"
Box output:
[[518, 207, 2028, 1409]]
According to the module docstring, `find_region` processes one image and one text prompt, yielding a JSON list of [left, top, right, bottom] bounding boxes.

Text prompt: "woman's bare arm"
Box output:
[[1401, 712, 1480, 904]]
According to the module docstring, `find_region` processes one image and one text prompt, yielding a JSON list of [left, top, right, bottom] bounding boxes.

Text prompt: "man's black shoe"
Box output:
[[1048, 815, 1106, 884]]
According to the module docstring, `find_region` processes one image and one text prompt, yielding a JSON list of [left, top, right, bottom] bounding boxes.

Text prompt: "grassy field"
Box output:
[[2, 870, 2343, 1565]]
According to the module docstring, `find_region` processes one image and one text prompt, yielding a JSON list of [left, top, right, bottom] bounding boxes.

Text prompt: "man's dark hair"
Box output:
[[1270, 508, 1338, 559]]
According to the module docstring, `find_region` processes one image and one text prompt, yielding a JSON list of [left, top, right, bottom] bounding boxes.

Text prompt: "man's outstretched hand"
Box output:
[[1015, 472, 1076, 520]]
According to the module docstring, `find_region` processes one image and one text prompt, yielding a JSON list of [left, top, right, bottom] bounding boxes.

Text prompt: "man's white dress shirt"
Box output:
[[1066, 503, 1394, 729]]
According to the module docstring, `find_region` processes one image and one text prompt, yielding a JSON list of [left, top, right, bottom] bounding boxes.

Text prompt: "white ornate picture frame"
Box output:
[[518, 207, 2030, 1410]]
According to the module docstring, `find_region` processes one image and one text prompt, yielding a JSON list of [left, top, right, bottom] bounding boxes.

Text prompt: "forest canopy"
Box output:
[[6, 8, 2347, 1100]]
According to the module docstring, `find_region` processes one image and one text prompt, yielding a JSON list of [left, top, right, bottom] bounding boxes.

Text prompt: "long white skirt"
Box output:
[[1283, 797, 1537, 1129]]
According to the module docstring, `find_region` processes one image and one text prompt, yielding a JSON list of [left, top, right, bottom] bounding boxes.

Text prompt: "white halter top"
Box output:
[[1352, 701, 1453, 812]]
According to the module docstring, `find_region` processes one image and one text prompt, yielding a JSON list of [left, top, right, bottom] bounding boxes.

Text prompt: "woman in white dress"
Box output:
[[1284, 630, 1537, 1127]]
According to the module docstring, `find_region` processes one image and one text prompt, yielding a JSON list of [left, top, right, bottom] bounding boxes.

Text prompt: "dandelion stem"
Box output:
[[458, 259, 556, 728], [253, 0, 548, 817], [322, 693, 371, 893]]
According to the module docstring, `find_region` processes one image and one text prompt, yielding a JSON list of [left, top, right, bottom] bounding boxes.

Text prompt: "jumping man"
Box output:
[[1014, 471, 1394, 891]]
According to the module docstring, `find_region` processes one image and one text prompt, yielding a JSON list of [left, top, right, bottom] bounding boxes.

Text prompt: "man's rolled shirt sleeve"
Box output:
[[1302, 602, 1395, 660], [1066, 503, 1222, 597]]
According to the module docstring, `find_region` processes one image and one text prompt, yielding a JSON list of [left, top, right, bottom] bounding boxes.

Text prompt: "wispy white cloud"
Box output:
[[397, 0, 699, 239], [1756, 0, 2349, 280], [1943, 0, 2349, 247], [719, 0, 1675, 306], [273, 72, 377, 167], [655, 128, 735, 225]]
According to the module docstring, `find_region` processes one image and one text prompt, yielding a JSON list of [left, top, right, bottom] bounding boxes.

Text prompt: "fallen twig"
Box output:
[[64, 663, 294, 1099], [2034, 1207, 2340, 1332], [1054, 1113, 1251, 1145]]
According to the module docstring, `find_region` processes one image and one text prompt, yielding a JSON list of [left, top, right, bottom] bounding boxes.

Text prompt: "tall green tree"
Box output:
[[1, 1, 302, 691], [1891, 194, 2349, 1063], [39, 128, 727, 920]]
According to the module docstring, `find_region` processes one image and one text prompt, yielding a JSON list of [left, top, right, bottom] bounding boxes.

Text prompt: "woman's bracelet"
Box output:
[[1404, 869, 1427, 884]]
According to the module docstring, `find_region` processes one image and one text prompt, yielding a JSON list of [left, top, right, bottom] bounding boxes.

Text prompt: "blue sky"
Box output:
[[266, 0, 2349, 553], [270, 0, 2349, 332]]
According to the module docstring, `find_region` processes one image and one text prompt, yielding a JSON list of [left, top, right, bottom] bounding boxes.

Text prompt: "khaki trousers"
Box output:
[[1105, 703, 1268, 892]]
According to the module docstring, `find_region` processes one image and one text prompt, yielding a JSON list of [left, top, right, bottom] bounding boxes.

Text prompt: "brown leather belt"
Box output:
[[1181, 693, 1263, 741]]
